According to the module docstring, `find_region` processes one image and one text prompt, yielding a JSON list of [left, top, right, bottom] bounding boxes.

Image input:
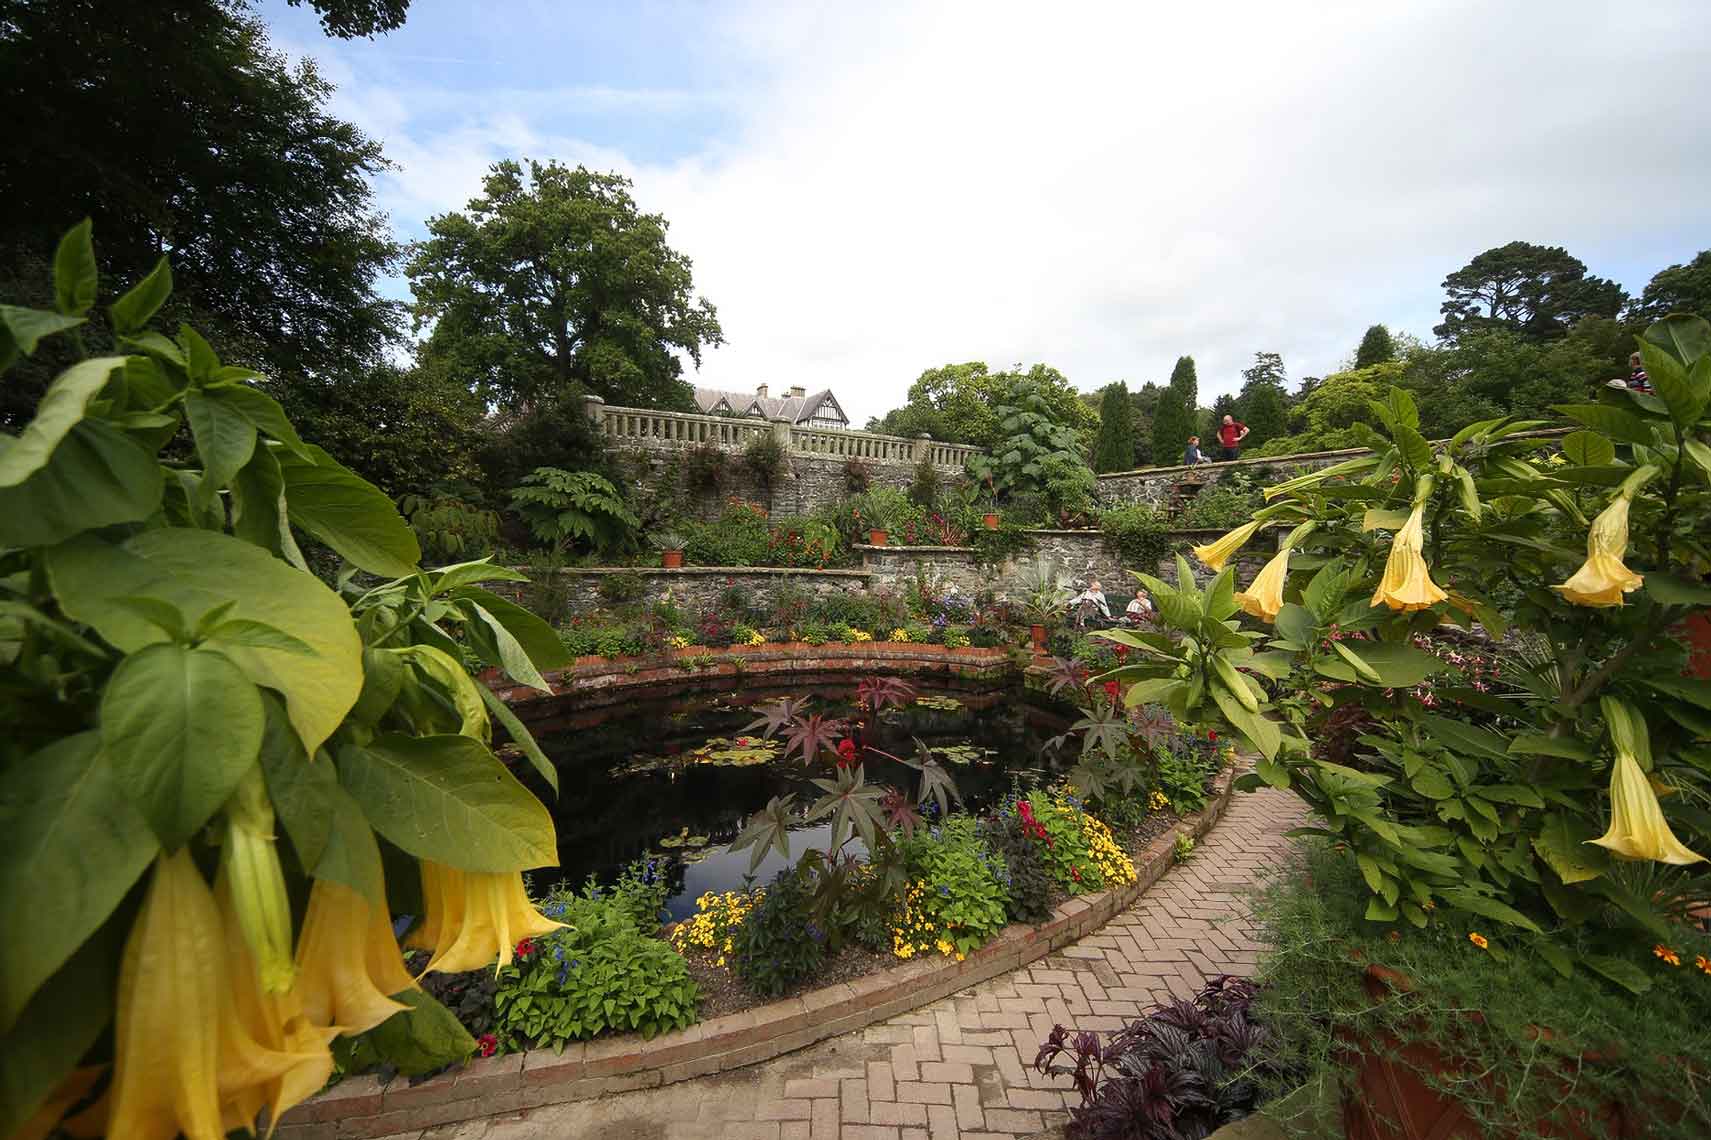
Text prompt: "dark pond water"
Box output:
[[524, 680, 1073, 919]]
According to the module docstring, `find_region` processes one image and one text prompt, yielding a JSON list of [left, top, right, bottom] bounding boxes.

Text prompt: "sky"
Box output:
[[260, 0, 1711, 424]]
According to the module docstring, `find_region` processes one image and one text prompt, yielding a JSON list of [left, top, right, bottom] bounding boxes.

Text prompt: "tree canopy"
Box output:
[[1434, 241, 1625, 342], [1634, 250, 1711, 325], [1092, 382, 1136, 472], [1151, 385, 1195, 466], [868, 361, 1095, 450], [407, 160, 723, 411], [1354, 324, 1395, 368], [288, 0, 412, 38], [0, 0, 403, 427]]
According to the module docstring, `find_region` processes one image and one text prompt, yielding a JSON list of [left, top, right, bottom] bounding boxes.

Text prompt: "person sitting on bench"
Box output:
[[1070, 579, 1110, 627]]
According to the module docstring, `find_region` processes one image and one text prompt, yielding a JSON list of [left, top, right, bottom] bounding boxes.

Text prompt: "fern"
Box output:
[[508, 467, 639, 554]]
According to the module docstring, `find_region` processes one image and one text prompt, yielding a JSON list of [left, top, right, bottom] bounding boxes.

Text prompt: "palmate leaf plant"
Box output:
[[0, 225, 574, 1140], [1123, 317, 1711, 991], [508, 466, 639, 556]]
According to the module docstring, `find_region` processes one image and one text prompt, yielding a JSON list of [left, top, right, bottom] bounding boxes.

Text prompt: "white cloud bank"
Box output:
[[289, 0, 1711, 423]]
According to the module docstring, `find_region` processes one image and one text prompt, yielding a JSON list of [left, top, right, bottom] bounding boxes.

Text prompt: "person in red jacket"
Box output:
[[1216, 415, 1249, 460]]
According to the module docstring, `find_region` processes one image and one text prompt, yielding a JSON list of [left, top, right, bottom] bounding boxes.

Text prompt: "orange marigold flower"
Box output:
[[1695, 955, 1710, 975], [1654, 944, 1681, 967], [1468, 932, 1488, 950]]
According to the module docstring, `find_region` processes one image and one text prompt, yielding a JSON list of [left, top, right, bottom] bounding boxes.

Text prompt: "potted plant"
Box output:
[[1017, 556, 1070, 653], [651, 531, 688, 568], [981, 474, 1000, 529], [856, 488, 909, 546]]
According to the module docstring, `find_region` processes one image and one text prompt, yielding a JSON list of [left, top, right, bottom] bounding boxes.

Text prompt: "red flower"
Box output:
[[477, 1034, 498, 1058], [1207, 730, 1218, 742], [837, 738, 858, 768], [514, 937, 536, 960], [1114, 645, 1129, 662], [1103, 680, 1120, 704], [1071, 866, 1081, 882]]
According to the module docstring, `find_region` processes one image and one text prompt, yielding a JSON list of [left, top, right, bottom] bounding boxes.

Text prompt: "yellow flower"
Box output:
[[1588, 752, 1705, 865], [889, 628, 910, 643], [1553, 495, 1644, 607], [1654, 944, 1681, 967], [406, 861, 565, 974], [1696, 955, 1710, 975], [109, 850, 228, 1140], [1468, 932, 1488, 950], [1371, 503, 1447, 611], [1192, 519, 1264, 572], [294, 878, 416, 1034], [220, 768, 296, 994], [1234, 546, 1290, 621]]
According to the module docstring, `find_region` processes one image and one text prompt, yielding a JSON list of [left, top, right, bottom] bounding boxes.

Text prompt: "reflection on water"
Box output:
[[523, 680, 1070, 919]]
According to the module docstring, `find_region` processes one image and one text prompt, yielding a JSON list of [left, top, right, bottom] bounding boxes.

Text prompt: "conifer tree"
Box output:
[[1354, 324, 1396, 368], [1093, 382, 1136, 471], [1151, 385, 1194, 466]]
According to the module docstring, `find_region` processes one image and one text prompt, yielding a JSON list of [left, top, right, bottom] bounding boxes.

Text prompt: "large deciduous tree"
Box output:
[[1354, 324, 1395, 368], [407, 160, 723, 411], [1433, 241, 1626, 342], [288, 0, 411, 38], [1092, 382, 1135, 472], [868, 361, 1094, 450], [1633, 250, 1711, 325], [0, 0, 404, 427]]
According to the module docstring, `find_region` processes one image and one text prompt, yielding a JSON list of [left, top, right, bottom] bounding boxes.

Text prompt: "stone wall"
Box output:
[[612, 446, 930, 523], [524, 565, 872, 615]]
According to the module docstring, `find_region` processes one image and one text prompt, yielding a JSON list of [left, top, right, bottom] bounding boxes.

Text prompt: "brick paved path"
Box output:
[[396, 786, 1308, 1140]]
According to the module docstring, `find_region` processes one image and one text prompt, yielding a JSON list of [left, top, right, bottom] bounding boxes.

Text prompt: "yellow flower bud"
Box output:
[[406, 860, 564, 975], [1370, 503, 1446, 611], [1191, 519, 1264, 572], [1553, 494, 1643, 607], [221, 768, 295, 994]]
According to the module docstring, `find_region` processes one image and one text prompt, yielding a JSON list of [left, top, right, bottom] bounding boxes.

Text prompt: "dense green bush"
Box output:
[[510, 466, 640, 555], [980, 815, 1054, 924], [685, 499, 772, 565], [1100, 503, 1173, 569], [399, 493, 499, 563], [896, 818, 1010, 956], [742, 432, 788, 489], [685, 441, 727, 495], [731, 867, 826, 997]]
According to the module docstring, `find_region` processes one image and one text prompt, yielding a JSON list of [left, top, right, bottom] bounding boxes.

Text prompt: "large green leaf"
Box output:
[[212, 385, 316, 462], [1313, 641, 1444, 687], [108, 257, 172, 335], [53, 219, 97, 316], [1210, 681, 1281, 759], [1637, 339, 1710, 428], [48, 529, 362, 756], [1559, 430, 1615, 468], [0, 420, 163, 547], [1641, 313, 1711, 368], [0, 356, 127, 487], [452, 586, 570, 678], [1551, 404, 1659, 446], [99, 643, 264, 850], [340, 988, 475, 1077], [0, 733, 154, 1032], [336, 734, 557, 872], [0, 305, 85, 358], [183, 390, 257, 495], [1531, 814, 1603, 885], [1438, 887, 1542, 933], [1419, 714, 1507, 759], [230, 445, 307, 569], [276, 444, 420, 576], [0, 923, 122, 1140], [478, 685, 558, 796], [256, 694, 334, 870], [312, 784, 388, 907]]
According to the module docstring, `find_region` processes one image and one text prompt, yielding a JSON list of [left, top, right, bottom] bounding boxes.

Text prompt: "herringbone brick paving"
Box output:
[[392, 786, 1308, 1140]]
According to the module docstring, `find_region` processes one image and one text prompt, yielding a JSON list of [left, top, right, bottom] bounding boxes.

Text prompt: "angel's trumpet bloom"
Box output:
[[1370, 503, 1447, 611], [294, 878, 414, 1034], [109, 851, 228, 1140], [1588, 701, 1704, 867], [1191, 519, 1264, 572], [1234, 546, 1290, 621], [221, 767, 295, 993], [215, 876, 336, 1135], [406, 861, 563, 975], [1554, 494, 1644, 607]]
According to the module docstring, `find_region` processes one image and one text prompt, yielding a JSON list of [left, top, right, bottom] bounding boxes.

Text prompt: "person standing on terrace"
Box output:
[[1216, 414, 1249, 461]]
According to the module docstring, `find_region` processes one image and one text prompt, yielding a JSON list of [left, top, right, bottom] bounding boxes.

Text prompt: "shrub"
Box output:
[[767, 514, 843, 567], [843, 456, 871, 492], [943, 630, 971, 649], [1036, 975, 1272, 1140], [980, 815, 1054, 924], [1100, 504, 1172, 570], [510, 466, 640, 554], [684, 498, 771, 566], [908, 456, 941, 508], [686, 441, 727, 494], [399, 493, 499, 563], [731, 867, 826, 997], [1175, 483, 1258, 530], [742, 432, 788, 489], [1023, 791, 1103, 892], [893, 818, 1010, 958], [519, 549, 575, 625]]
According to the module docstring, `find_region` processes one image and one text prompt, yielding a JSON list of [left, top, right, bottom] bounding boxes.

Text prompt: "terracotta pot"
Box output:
[[1683, 610, 1711, 679], [1030, 624, 1047, 652], [869, 529, 889, 546], [983, 512, 1000, 530], [660, 549, 684, 569], [1338, 963, 1639, 1140]]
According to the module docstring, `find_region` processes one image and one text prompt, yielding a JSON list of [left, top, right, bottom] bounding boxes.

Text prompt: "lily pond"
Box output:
[[525, 680, 1071, 920]]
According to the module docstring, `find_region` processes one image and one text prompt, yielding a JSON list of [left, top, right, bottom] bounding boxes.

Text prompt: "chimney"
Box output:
[[756, 383, 768, 398], [788, 385, 805, 398]]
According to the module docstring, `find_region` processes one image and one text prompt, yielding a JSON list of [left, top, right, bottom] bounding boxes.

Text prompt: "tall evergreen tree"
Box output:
[[1354, 324, 1396, 368], [1093, 382, 1136, 472], [1237, 380, 1288, 451], [1434, 242, 1626, 342], [1151, 385, 1194, 467], [1167, 354, 1198, 409]]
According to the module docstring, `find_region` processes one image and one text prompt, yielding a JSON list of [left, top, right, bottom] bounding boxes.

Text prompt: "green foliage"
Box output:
[[896, 817, 1009, 955], [980, 815, 1054, 923], [400, 493, 499, 563], [1093, 382, 1136, 472], [0, 0, 402, 434], [871, 361, 1097, 450], [494, 871, 695, 1047], [742, 432, 788, 489], [686, 441, 727, 495], [1252, 363, 1396, 457], [474, 391, 613, 495], [509, 467, 639, 555], [731, 867, 825, 997], [908, 455, 941, 507], [849, 486, 921, 534], [1176, 482, 1262, 529], [1354, 324, 1397, 369], [1025, 791, 1102, 891], [0, 227, 569, 1131], [1634, 249, 1711, 325], [1151, 384, 1195, 469], [970, 521, 1037, 569], [1435, 241, 1627, 342], [595, 570, 647, 604], [1101, 503, 1173, 569], [966, 375, 1096, 507], [407, 160, 723, 411], [1256, 845, 1711, 1137], [288, 0, 413, 39], [684, 499, 771, 565]]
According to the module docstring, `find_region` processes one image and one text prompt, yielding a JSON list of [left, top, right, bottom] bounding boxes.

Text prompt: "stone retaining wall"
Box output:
[[275, 768, 1238, 1140], [528, 564, 871, 615], [613, 445, 936, 523]]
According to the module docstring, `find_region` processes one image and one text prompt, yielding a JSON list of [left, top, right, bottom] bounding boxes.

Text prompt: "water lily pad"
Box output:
[[930, 743, 991, 765], [914, 695, 965, 711]]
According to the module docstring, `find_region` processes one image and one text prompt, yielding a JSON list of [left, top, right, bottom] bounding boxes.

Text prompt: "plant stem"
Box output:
[[1559, 610, 1678, 711]]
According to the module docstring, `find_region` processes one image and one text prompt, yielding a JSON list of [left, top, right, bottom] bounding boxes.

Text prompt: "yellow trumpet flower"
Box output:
[[1191, 519, 1264, 572], [109, 851, 229, 1140], [1553, 494, 1644, 607], [216, 875, 336, 1135], [1588, 751, 1706, 865], [294, 878, 415, 1034], [1370, 503, 1446, 611], [1234, 546, 1290, 621], [407, 861, 563, 975], [221, 768, 295, 994]]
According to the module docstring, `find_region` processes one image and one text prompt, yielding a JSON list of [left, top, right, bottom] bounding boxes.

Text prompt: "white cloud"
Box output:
[[281, 0, 1711, 424]]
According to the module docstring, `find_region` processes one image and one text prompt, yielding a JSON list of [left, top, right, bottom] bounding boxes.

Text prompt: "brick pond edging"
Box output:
[[276, 767, 1238, 1140]]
